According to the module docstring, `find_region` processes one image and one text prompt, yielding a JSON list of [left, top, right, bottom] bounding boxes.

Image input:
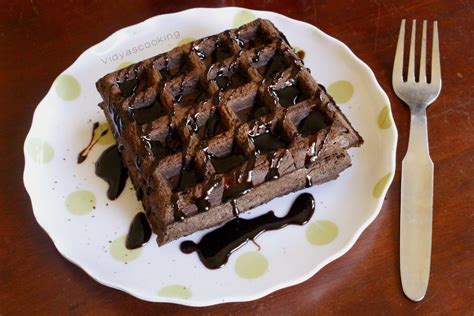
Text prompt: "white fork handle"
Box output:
[[400, 107, 434, 301]]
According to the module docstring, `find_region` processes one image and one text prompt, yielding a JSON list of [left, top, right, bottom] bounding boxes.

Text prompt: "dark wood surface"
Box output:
[[1, 0, 473, 314]]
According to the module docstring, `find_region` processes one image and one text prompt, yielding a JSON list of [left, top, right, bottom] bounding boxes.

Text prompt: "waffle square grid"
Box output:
[[96, 19, 363, 244]]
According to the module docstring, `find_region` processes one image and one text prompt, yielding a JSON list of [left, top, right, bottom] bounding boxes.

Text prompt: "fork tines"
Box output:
[[393, 19, 441, 86]]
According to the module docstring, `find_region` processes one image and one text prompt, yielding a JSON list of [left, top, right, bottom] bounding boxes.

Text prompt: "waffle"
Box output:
[[96, 19, 363, 244]]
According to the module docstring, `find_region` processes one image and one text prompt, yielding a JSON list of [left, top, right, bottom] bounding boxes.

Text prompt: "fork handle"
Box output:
[[400, 106, 434, 302]]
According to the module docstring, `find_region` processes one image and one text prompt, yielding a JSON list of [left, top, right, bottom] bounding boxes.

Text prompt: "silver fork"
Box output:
[[392, 19, 441, 302]]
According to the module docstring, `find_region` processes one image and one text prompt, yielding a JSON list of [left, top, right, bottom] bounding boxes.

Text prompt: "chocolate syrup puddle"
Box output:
[[130, 97, 164, 124], [173, 160, 203, 192], [180, 193, 315, 269], [118, 77, 139, 98], [126, 212, 152, 249], [95, 145, 128, 200], [260, 52, 287, 77], [77, 122, 109, 164], [298, 109, 329, 136], [215, 71, 230, 90], [212, 41, 232, 61], [251, 131, 287, 154], [142, 128, 181, 160], [177, 167, 201, 191], [273, 85, 302, 107]]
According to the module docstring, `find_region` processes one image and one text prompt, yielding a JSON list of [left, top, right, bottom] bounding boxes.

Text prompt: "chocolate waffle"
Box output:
[[96, 19, 363, 244]]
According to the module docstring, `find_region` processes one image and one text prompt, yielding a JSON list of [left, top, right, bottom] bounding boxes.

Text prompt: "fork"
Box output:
[[392, 19, 442, 302]]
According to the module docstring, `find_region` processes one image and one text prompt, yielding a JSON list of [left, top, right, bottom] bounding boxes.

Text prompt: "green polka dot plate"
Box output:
[[23, 7, 397, 306]]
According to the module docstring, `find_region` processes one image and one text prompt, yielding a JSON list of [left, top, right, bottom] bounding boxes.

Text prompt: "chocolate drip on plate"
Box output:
[[180, 193, 315, 269], [77, 122, 109, 164], [126, 212, 152, 249], [95, 145, 128, 200]]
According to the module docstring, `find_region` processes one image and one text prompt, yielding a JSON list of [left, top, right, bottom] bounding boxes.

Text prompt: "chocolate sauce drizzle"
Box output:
[[212, 40, 232, 61], [125, 212, 152, 249], [218, 123, 289, 205], [193, 45, 206, 60], [195, 180, 220, 213], [234, 35, 245, 48], [109, 104, 124, 137], [305, 175, 313, 188], [159, 57, 172, 80], [215, 71, 230, 90], [142, 132, 181, 161], [118, 78, 138, 98], [95, 145, 128, 200], [180, 192, 315, 269], [77, 122, 109, 164], [174, 159, 203, 192], [118, 68, 139, 98], [130, 97, 164, 124], [186, 115, 200, 133], [252, 52, 260, 63], [160, 55, 190, 81], [272, 84, 302, 108], [261, 51, 287, 78], [304, 141, 318, 169], [298, 109, 329, 136], [213, 49, 245, 92], [264, 150, 285, 181], [250, 129, 287, 154]]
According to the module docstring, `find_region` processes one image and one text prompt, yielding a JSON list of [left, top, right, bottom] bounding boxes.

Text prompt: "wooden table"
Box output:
[[1, 0, 472, 314]]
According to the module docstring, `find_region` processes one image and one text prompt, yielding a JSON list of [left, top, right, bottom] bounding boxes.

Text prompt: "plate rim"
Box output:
[[23, 6, 398, 306]]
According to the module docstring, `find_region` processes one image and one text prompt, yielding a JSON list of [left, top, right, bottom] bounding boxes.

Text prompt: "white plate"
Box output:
[[23, 7, 397, 306]]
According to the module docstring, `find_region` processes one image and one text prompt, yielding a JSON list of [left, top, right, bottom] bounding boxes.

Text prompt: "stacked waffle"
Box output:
[[96, 19, 363, 245]]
